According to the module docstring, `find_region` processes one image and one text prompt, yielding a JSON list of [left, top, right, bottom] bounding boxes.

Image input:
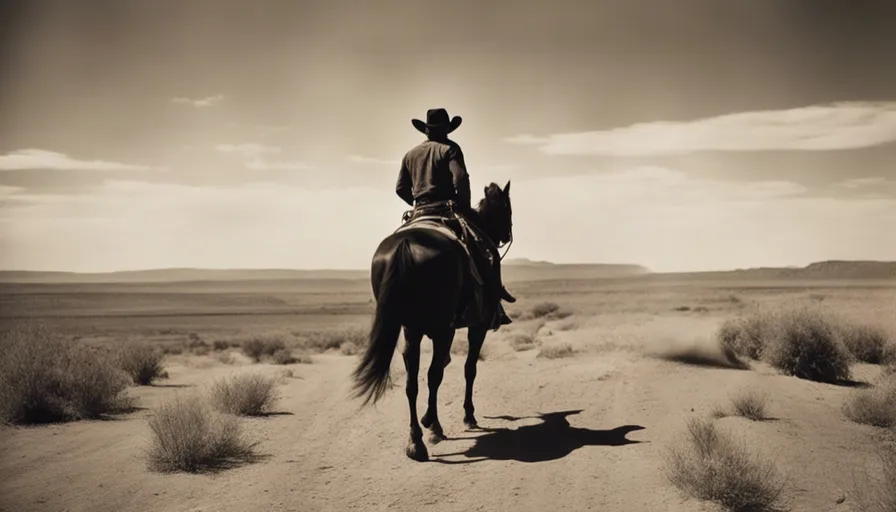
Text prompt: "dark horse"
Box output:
[[351, 181, 513, 462]]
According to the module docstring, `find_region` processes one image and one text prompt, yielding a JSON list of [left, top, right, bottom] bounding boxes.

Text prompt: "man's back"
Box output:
[[396, 138, 471, 210]]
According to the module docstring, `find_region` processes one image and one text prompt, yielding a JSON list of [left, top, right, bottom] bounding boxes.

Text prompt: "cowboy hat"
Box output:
[[412, 108, 462, 135]]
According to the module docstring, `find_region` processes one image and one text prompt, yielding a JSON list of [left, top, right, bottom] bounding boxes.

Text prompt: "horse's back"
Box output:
[[370, 225, 468, 331]]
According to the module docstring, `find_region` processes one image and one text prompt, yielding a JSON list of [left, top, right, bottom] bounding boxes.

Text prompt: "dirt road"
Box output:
[[0, 336, 883, 512]]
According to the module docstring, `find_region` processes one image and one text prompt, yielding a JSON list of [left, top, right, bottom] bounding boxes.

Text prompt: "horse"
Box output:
[[350, 180, 514, 462]]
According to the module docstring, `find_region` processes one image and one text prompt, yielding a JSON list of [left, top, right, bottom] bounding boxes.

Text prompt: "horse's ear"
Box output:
[[503, 180, 511, 195]]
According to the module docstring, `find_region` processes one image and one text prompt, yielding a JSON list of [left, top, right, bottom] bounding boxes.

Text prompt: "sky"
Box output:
[[1, 0, 895, 272]]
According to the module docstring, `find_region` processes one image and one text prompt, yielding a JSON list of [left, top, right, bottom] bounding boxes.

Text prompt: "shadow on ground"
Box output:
[[432, 410, 645, 464]]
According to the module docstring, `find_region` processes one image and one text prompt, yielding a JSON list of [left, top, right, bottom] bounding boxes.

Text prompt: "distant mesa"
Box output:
[[0, 260, 893, 284]]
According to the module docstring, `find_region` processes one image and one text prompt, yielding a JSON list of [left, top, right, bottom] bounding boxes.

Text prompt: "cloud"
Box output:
[[4, 166, 895, 274], [244, 158, 313, 171], [0, 149, 154, 171], [215, 143, 281, 158], [506, 101, 896, 156], [347, 155, 400, 166], [216, 143, 312, 171], [171, 94, 225, 108]]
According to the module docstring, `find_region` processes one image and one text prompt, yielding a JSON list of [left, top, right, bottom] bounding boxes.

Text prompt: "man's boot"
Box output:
[[493, 259, 516, 303]]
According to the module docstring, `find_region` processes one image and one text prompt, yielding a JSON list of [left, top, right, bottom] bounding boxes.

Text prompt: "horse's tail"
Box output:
[[351, 237, 413, 406]]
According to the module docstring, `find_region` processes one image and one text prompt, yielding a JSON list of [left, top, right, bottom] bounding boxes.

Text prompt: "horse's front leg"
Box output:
[[421, 328, 455, 443], [402, 328, 427, 461], [463, 326, 487, 429]]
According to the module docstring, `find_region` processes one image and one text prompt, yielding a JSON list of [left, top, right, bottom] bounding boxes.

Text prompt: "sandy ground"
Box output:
[[2, 299, 893, 512]]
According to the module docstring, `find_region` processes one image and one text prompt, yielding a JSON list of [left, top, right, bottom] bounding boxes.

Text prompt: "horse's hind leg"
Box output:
[[463, 326, 487, 429], [421, 328, 455, 443], [402, 328, 427, 462]]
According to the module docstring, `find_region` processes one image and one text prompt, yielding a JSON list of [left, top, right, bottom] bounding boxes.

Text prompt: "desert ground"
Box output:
[[1, 269, 895, 512]]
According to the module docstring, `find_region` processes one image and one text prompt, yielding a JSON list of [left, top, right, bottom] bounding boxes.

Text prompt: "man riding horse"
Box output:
[[395, 108, 516, 329]]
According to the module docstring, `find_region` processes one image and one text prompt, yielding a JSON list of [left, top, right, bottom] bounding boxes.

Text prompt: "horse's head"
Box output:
[[476, 180, 513, 247]]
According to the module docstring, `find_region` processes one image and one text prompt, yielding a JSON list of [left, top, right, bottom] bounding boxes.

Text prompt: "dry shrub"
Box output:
[[0, 323, 133, 425], [853, 438, 896, 512], [216, 352, 236, 365], [522, 301, 573, 321], [212, 340, 230, 351], [843, 374, 896, 428], [664, 417, 788, 511], [717, 311, 776, 360], [537, 342, 575, 360], [730, 390, 770, 421], [508, 332, 540, 352], [305, 325, 367, 353], [450, 341, 487, 361], [838, 322, 895, 365], [209, 373, 279, 416], [241, 337, 286, 362], [146, 393, 256, 473], [270, 348, 297, 365], [762, 308, 852, 384], [116, 342, 166, 385]]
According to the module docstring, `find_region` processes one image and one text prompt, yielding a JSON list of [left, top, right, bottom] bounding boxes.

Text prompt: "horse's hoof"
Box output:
[[464, 416, 479, 430], [428, 430, 446, 445], [406, 440, 429, 462]]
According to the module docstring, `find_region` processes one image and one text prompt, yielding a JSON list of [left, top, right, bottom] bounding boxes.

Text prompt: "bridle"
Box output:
[[497, 232, 513, 261]]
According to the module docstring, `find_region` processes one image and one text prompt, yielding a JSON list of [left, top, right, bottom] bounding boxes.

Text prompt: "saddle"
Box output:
[[394, 200, 486, 286], [395, 200, 499, 328]]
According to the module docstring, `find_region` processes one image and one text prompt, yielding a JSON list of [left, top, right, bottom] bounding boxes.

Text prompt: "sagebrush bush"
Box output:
[[507, 332, 540, 352], [537, 342, 575, 359], [304, 326, 367, 353], [241, 337, 286, 362], [146, 393, 256, 473], [838, 322, 895, 364], [521, 301, 573, 321], [270, 349, 296, 365], [717, 311, 776, 360], [0, 323, 133, 424], [664, 417, 788, 511], [209, 373, 279, 416], [117, 342, 166, 385], [843, 374, 896, 428], [762, 308, 852, 383]]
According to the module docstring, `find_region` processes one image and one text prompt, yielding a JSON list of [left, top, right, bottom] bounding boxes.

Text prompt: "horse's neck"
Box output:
[[471, 208, 499, 242]]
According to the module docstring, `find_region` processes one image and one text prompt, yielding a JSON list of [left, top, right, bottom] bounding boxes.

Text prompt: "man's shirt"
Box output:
[[395, 138, 471, 211]]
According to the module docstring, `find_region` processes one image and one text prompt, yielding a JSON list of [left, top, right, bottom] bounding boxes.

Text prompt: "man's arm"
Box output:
[[395, 155, 414, 206], [447, 146, 471, 211]]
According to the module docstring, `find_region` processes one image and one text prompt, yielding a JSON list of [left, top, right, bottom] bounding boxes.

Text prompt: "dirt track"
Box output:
[[1, 328, 884, 512]]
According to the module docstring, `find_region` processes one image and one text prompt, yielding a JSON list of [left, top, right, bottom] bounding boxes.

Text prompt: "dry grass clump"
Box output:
[[664, 417, 788, 512], [0, 323, 133, 425], [209, 373, 279, 416], [521, 301, 573, 321], [450, 340, 488, 361], [304, 325, 367, 354], [730, 390, 770, 421], [116, 342, 166, 385], [241, 337, 287, 362], [507, 332, 540, 352], [537, 342, 575, 359], [146, 393, 256, 473], [837, 322, 895, 365], [270, 348, 297, 365], [843, 374, 896, 428]]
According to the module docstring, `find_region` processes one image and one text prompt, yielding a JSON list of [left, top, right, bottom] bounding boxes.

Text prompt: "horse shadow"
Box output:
[[432, 410, 646, 464]]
